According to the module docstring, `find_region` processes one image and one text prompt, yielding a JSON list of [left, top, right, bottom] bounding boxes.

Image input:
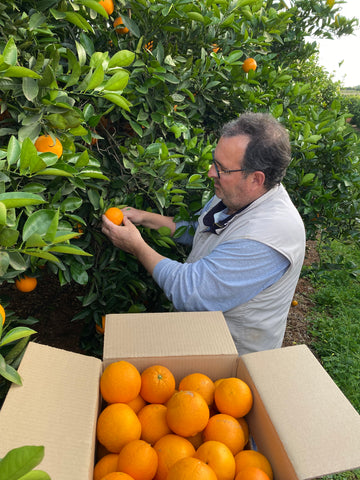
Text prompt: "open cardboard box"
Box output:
[[0, 311, 359, 480]]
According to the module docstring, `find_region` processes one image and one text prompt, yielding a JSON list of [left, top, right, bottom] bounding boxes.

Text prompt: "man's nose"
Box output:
[[208, 163, 217, 179]]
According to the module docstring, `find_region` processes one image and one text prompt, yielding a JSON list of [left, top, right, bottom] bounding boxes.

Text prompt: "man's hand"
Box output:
[[101, 214, 143, 255]]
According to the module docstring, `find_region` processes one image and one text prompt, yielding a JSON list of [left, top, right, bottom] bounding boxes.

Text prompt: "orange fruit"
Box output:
[[0, 304, 5, 325], [166, 390, 210, 437], [34, 134, 63, 158], [203, 413, 246, 455], [15, 275, 37, 292], [235, 466, 271, 480], [96, 403, 141, 453], [214, 377, 253, 418], [105, 207, 124, 225], [194, 441, 236, 480], [96, 315, 106, 334], [101, 474, 135, 480], [212, 44, 220, 53], [242, 58, 257, 73], [179, 373, 215, 406], [238, 417, 249, 445], [127, 394, 147, 414], [291, 299, 298, 306], [137, 403, 172, 445], [94, 453, 119, 480], [99, 0, 114, 15], [153, 434, 196, 480], [114, 16, 129, 34], [140, 365, 176, 404], [234, 450, 273, 480], [167, 457, 217, 480], [100, 360, 141, 404], [117, 439, 158, 480]]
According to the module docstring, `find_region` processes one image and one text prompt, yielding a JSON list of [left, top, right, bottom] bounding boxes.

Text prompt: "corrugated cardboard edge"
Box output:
[[0, 342, 102, 480], [237, 355, 299, 480], [239, 344, 360, 480], [103, 311, 239, 382]]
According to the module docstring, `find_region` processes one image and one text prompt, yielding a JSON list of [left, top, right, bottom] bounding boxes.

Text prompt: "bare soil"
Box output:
[[0, 242, 319, 356]]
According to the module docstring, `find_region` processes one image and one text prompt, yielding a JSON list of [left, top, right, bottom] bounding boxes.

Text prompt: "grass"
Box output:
[[306, 239, 360, 480]]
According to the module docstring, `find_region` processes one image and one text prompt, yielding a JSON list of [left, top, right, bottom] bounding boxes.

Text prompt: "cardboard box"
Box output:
[[0, 311, 359, 480]]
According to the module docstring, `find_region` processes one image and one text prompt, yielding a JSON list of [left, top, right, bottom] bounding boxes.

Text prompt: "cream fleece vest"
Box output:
[[186, 184, 306, 355]]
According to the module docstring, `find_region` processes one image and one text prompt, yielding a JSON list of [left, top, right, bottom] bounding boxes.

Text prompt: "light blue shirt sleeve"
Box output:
[[152, 239, 290, 312]]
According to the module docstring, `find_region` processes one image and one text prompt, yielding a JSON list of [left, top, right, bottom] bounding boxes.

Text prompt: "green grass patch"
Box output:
[[306, 240, 360, 480]]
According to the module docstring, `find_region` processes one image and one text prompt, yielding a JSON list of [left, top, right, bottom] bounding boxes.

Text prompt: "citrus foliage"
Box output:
[[0, 0, 359, 353]]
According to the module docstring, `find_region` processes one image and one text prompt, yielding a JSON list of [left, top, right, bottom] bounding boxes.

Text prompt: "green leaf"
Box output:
[[7, 135, 21, 166], [0, 251, 10, 276], [103, 93, 132, 111], [0, 446, 44, 479], [22, 209, 57, 242], [0, 202, 6, 225], [2, 37, 17, 66], [0, 327, 37, 347], [85, 64, 105, 91], [65, 11, 94, 33], [8, 251, 27, 270], [23, 250, 60, 263], [75, 0, 109, 18], [34, 168, 73, 177], [48, 245, 92, 256], [187, 12, 205, 23], [25, 233, 47, 248], [22, 77, 39, 102], [108, 50, 135, 68], [0, 354, 22, 385], [2, 66, 41, 79], [0, 227, 19, 247], [0, 192, 46, 208], [103, 70, 129, 92]]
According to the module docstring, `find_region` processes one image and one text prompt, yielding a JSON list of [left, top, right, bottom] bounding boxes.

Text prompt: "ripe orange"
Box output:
[[114, 16, 129, 34], [117, 439, 158, 480], [99, 0, 114, 15], [203, 413, 246, 455], [94, 453, 119, 480], [194, 441, 236, 480], [127, 393, 147, 414], [291, 299, 298, 306], [96, 315, 106, 334], [101, 474, 135, 480], [179, 372, 215, 406], [242, 58, 257, 73], [100, 360, 141, 404], [166, 390, 210, 437], [15, 275, 37, 292], [212, 44, 220, 53], [214, 377, 253, 418], [0, 304, 5, 325], [235, 466, 271, 480], [96, 403, 141, 452], [153, 434, 195, 480], [138, 403, 172, 445], [238, 417, 249, 445], [105, 207, 124, 225], [140, 364, 176, 404], [234, 450, 273, 480], [34, 134, 63, 158], [167, 457, 217, 480]]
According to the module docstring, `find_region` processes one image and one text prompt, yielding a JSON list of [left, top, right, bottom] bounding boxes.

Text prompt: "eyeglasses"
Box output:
[[211, 150, 248, 179]]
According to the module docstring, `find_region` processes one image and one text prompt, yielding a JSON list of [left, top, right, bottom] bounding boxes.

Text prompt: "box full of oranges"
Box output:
[[0, 311, 359, 480]]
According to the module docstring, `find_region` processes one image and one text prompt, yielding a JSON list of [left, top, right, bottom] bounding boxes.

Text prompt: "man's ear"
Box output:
[[251, 170, 266, 187]]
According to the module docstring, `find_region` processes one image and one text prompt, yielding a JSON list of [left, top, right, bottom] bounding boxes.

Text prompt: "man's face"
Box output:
[[208, 135, 256, 213]]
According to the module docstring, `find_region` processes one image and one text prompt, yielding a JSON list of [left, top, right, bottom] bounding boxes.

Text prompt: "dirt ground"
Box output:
[[0, 242, 318, 356]]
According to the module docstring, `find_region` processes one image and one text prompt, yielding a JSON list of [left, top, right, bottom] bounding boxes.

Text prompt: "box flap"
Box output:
[[103, 311, 238, 382], [0, 342, 102, 480], [238, 344, 360, 480]]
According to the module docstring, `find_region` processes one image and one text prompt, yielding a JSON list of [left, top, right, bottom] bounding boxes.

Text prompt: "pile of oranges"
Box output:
[[94, 361, 273, 480]]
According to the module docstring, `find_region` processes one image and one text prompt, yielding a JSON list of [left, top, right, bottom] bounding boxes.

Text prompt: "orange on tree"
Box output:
[[0, 304, 5, 325], [101, 474, 135, 480], [179, 372, 215, 406], [34, 134, 63, 158], [234, 450, 273, 480], [105, 207, 124, 226], [242, 58, 257, 73], [212, 44, 220, 53], [167, 457, 217, 480], [235, 466, 271, 480], [194, 440, 236, 480], [15, 275, 37, 292], [153, 434, 195, 480], [96, 403, 141, 453], [214, 377, 253, 418], [140, 364, 176, 404], [117, 439, 158, 480], [166, 390, 210, 437], [99, 0, 114, 15], [94, 453, 119, 480], [100, 360, 141, 404], [203, 413, 247, 455], [114, 16, 129, 34], [137, 403, 172, 445]]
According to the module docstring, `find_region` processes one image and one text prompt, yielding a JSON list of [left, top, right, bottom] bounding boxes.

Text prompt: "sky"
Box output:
[[309, 0, 360, 87]]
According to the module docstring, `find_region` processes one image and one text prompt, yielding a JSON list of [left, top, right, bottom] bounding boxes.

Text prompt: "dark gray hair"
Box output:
[[220, 112, 291, 190]]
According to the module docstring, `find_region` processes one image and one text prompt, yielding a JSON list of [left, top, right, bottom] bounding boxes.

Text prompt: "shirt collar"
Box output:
[[203, 200, 250, 234]]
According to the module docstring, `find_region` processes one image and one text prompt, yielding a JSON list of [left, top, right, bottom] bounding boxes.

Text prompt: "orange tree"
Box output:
[[0, 0, 359, 354]]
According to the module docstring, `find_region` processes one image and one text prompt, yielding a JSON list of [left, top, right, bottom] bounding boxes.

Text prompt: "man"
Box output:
[[101, 112, 306, 355]]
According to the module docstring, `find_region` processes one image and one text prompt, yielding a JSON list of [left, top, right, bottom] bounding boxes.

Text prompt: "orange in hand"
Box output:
[[105, 207, 124, 225]]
